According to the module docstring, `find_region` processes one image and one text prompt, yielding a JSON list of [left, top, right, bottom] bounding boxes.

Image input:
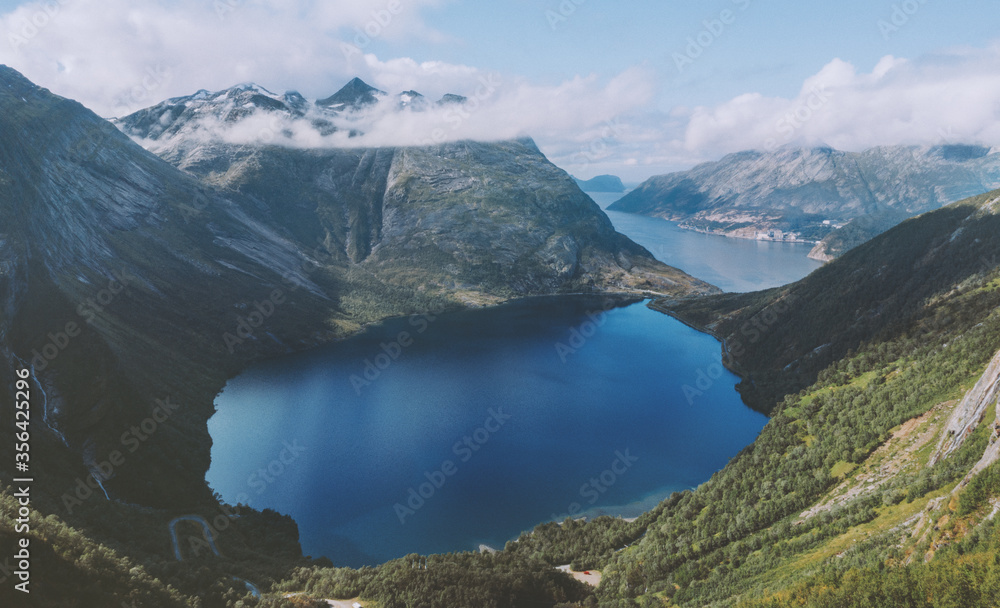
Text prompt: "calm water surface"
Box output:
[[590, 192, 823, 292], [207, 191, 819, 567], [207, 299, 767, 566]]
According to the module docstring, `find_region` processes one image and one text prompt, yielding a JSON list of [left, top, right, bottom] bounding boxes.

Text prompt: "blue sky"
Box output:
[[369, 0, 997, 107], [1, 0, 998, 180]]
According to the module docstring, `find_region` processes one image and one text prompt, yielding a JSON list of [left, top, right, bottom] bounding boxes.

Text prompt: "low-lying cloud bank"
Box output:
[[1, 0, 998, 178]]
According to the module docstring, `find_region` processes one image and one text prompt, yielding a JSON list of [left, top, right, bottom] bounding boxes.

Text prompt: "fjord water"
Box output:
[[590, 192, 823, 292], [207, 298, 768, 566]]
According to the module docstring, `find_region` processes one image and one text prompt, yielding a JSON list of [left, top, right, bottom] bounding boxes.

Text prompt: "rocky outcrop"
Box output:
[[116, 81, 717, 300], [930, 348, 1000, 471]]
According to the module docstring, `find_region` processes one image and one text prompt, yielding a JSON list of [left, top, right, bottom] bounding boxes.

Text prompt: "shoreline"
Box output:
[[676, 223, 820, 245], [645, 298, 764, 417]]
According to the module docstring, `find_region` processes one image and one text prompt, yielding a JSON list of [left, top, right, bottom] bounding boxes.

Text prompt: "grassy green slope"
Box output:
[[253, 192, 1000, 608], [666, 190, 1000, 415], [580, 190, 1000, 606]]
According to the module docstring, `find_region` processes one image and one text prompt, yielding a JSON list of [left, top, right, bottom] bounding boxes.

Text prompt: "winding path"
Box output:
[[168, 516, 261, 599], [168, 515, 221, 561]]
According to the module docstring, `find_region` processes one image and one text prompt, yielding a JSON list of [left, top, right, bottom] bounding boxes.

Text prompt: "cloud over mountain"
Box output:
[[2, 0, 998, 179]]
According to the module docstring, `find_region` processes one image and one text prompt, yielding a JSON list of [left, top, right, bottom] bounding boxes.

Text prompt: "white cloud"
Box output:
[[2, 0, 999, 182], [554, 43, 1000, 180], [135, 61, 658, 155], [681, 44, 1000, 157], [0, 0, 657, 175], [0, 0, 451, 116]]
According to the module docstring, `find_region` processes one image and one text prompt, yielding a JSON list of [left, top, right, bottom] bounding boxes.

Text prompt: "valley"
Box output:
[[1, 64, 999, 608]]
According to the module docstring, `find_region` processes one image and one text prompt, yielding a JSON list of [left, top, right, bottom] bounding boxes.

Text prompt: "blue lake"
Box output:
[[207, 298, 768, 567], [589, 192, 823, 292], [206, 192, 823, 567]]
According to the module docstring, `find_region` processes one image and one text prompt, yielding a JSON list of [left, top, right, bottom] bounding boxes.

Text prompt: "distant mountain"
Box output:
[[1, 64, 714, 515], [438, 93, 468, 106], [397, 90, 428, 111], [574, 174, 626, 193], [316, 76, 386, 110], [604, 188, 1000, 605], [114, 77, 494, 146], [610, 145, 1000, 257], [113, 82, 325, 137]]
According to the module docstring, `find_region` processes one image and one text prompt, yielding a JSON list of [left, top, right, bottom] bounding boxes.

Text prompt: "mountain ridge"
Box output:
[[574, 174, 626, 193], [10, 63, 1000, 607], [610, 144, 1000, 256], [0, 63, 714, 514]]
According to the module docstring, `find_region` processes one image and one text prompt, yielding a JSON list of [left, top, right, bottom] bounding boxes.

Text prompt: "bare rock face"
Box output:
[[115, 80, 718, 301], [0, 66, 716, 511], [932, 348, 1000, 466]]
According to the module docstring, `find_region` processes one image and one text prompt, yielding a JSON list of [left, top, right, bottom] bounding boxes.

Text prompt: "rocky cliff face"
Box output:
[[0, 65, 344, 509], [0, 67, 714, 513], [116, 79, 713, 302], [611, 145, 1000, 255]]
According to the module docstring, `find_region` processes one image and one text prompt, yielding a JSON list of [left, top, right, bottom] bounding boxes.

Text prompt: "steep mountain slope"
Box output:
[[230, 189, 1000, 607], [666, 189, 1000, 415], [611, 145, 1000, 255], [0, 66, 716, 605], [574, 189, 1000, 606], [574, 175, 626, 193], [116, 80, 705, 300], [0, 65, 346, 510]]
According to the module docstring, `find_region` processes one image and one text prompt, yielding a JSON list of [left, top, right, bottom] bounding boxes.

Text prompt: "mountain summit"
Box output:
[[1, 63, 715, 513], [316, 76, 386, 110]]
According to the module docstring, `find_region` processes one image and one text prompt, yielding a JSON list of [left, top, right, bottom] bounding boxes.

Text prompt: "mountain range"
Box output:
[[0, 66, 710, 516], [3, 65, 1000, 607], [610, 145, 1000, 260]]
